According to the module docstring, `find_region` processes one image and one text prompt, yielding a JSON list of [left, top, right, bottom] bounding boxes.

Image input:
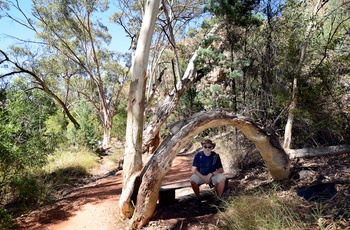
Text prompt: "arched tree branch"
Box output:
[[129, 109, 290, 229]]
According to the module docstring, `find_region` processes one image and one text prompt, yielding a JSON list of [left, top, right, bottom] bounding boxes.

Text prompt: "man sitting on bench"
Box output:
[[190, 139, 226, 205]]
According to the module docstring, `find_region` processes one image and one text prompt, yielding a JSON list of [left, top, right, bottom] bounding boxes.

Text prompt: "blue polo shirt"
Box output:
[[192, 151, 223, 176]]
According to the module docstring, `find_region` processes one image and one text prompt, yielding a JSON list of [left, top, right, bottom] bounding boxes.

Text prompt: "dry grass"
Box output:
[[220, 186, 306, 230], [43, 146, 100, 173]]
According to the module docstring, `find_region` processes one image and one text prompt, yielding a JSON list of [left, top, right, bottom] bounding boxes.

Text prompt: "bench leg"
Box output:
[[159, 189, 176, 206]]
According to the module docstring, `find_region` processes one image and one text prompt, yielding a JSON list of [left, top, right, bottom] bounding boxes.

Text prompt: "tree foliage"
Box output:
[[205, 0, 262, 26], [1, 0, 130, 148], [0, 79, 59, 204]]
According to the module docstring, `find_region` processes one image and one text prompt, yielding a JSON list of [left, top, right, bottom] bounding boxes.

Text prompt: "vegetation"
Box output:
[[0, 0, 349, 228], [220, 183, 350, 230], [221, 188, 305, 229]]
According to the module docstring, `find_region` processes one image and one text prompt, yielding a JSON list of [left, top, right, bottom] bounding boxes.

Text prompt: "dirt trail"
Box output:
[[15, 154, 194, 230], [14, 151, 350, 229]]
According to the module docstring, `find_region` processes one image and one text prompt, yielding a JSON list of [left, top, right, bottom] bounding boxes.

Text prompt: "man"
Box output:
[[190, 139, 226, 205]]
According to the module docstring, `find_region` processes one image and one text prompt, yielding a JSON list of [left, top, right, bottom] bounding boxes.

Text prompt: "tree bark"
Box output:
[[120, 0, 161, 219], [130, 109, 290, 229], [142, 23, 221, 155]]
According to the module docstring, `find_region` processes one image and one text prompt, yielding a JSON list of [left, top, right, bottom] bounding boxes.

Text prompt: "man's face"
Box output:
[[203, 144, 213, 154]]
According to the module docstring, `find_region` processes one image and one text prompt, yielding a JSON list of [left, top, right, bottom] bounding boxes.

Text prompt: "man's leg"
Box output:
[[212, 174, 226, 198], [216, 178, 226, 198], [190, 174, 203, 198], [190, 174, 203, 205], [191, 181, 200, 197]]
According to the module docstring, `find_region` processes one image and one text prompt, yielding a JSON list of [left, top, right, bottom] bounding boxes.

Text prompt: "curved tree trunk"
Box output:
[[129, 109, 290, 229]]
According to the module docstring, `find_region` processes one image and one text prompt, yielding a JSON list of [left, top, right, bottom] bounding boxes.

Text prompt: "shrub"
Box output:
[[11, 173, 44, 206], [0, 207, 14, 230]]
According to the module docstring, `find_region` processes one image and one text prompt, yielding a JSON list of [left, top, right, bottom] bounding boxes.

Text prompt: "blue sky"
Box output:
[[0, 1, 131, 54]]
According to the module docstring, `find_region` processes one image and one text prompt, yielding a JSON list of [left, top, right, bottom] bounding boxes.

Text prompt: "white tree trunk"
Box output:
[[283, 0, 325, 149], [102, 120, 111, 148], [119, 0, 161, 219], [142, 23, 221, 154]]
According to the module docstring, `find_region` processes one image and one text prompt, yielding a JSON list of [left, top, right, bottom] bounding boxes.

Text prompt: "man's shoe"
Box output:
[[193, 197, 201, 206]]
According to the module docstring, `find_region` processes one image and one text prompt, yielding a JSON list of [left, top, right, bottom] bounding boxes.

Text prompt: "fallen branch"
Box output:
[[286, 145, 350, 158]]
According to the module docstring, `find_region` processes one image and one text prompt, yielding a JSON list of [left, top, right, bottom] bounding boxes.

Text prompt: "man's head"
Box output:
[[201, 139, 215, 150]]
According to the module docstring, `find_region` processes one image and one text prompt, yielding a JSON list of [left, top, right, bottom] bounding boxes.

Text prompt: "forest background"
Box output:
[[0, 0, 350, 229]]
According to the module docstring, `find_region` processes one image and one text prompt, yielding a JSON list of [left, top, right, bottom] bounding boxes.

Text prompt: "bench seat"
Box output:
[[158, 173, 234, 205]]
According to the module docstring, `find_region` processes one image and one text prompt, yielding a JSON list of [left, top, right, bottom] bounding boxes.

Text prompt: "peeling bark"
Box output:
[[120, 0, 161, 220]]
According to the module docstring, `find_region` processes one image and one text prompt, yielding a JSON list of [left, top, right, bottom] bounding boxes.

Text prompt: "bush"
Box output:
[[0, 81, 61, 206], [11, 173, 44, 206], [0, 207, 14, 230], [112, 109, 127, 141], [66, 99, 102, 149]]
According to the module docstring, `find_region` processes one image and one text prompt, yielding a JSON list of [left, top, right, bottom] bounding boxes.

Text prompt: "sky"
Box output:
[[0, 1, 131, 54]]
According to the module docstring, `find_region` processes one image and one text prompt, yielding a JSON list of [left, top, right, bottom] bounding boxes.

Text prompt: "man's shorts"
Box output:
[[190, 173, 226, 185]]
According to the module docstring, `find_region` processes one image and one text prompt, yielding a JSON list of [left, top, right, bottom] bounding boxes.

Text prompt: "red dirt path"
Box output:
[[14, 154, 195, 230]]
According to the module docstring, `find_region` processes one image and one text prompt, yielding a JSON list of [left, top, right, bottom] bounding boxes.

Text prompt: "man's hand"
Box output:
[[204, 173, 212, 184]]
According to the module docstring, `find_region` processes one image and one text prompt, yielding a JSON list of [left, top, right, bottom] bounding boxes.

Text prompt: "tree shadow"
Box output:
[[13, 176, 122, 229], [152, 191, 223, 227]]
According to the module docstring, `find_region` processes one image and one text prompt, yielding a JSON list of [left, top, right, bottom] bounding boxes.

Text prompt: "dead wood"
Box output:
[[287, 145, 350, 158]]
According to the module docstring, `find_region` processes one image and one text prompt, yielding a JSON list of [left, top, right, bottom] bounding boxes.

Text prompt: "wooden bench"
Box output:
[[158, 173, 234, 205]]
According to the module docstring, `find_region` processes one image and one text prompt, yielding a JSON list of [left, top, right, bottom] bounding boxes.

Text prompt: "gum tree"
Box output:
[[1, 0, 129, 148]]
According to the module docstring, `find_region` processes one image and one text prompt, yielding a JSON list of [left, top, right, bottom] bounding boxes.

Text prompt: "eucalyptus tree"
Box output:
[[1, 0, 130, 148], [119, 0, 160, 223], [1, 49, 83, 129], [34, 0, 131, 148], [204, 0, 262, 111], [111, 0, 207, 155], [118, 0, 214, 225], [279, 0, 350, 149]]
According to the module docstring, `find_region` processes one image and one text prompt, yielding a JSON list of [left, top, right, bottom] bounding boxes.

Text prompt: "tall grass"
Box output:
[[220, 188, 306, 230], [44, 146, 99, 173], [39, 146, 101, 199], [15, 147, 100, 207]]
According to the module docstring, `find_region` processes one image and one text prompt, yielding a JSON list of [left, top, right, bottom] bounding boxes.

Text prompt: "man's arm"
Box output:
[[212, 167, 224, 176], [212, 155, 224, 175]]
